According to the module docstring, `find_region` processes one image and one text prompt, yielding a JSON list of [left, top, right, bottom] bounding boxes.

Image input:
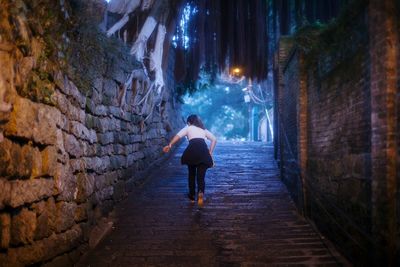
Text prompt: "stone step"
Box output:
[[76, 141, 348, 266]]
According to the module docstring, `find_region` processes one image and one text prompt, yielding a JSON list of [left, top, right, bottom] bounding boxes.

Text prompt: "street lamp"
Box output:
[[231, 67, 242, 76], [244, 93, 250, 103], [242, 82, 253, 141]]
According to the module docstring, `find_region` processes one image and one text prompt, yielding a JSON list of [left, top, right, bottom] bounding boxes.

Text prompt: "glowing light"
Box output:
[[220, 66, 245, 84], [232, 67, 242, 75]]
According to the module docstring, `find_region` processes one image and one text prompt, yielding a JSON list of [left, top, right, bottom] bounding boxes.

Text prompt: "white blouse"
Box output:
[[176, 125, 216, 141]]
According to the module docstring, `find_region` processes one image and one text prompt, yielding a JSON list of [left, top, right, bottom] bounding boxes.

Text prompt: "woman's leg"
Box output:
[[188, 165, 196, 198], [196, 164, 208, 193]]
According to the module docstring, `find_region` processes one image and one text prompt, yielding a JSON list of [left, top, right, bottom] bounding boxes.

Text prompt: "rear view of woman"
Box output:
[[163, 114, 217, 206]]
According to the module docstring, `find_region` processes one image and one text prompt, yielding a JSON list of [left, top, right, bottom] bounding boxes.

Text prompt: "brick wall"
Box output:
[[279, 50, 303, 208], [0, 1, 182, 266], [306, 44, 372, 262], [368, 0, 399, 265], [273, 37, 293, 163], [275, 0, 400, 264], [396, 1, 400, 263], [274, 1, 399, 264], [282, 52, 299, 159]]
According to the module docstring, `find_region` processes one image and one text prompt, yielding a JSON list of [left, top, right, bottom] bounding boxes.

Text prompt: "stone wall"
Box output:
[[0, 1, 182, 266], [275, 0, 399, 265]]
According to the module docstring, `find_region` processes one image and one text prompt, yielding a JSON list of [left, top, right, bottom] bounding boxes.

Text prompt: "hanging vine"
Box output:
[[105, 0, 182, 121]]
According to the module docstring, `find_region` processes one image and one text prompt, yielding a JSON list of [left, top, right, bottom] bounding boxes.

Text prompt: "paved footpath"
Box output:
[[77, 142, 348, 267]]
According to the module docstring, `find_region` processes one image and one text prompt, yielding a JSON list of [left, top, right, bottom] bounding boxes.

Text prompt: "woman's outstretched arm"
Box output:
[[162, 134, 181, 153]]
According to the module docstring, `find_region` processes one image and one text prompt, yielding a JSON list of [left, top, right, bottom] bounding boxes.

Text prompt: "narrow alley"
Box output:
[[77, 142, 345, 266], [0, 0, 398, 266]]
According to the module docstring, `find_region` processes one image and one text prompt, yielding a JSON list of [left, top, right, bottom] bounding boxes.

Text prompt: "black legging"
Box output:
[[188, 164, 208, 196]]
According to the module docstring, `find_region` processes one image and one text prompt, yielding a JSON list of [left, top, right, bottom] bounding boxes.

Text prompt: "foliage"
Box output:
[[17, 69, 56, 106], [182, 82, 250, 140], [64, 1, 140, 95], [176, 80, 199, 98], [8, 0, 69, 105], [176, 67, 214, 98], [293, 0, 368, 66], [21, 0, 139, 98], [293, 22, 326, 54]]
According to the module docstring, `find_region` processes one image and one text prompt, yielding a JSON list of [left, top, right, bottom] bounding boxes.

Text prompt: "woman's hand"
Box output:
[[163, 135, 180, 153], [163, 145, 171, 153]]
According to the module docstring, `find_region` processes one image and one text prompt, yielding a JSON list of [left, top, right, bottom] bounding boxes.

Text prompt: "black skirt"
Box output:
[[181, 138, 213, 168]]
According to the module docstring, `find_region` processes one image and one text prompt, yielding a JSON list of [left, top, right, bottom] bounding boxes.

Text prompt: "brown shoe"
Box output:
[[197, 192, 204, 207]]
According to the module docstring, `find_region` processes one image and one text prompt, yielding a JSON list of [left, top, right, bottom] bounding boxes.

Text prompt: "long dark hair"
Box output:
[[187, 114, 205, 129]]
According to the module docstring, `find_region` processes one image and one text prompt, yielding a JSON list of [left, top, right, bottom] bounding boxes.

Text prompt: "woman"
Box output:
[[163, 114, 217, 206]]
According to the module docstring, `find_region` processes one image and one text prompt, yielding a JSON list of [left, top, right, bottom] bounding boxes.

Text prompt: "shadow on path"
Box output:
[[77, 141, 347, 266]]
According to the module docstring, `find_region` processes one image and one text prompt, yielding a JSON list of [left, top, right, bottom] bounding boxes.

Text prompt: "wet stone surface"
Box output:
[[77, 142, 345, 266]]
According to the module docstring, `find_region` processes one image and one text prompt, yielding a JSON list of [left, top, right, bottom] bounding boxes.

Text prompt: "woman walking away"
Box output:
[[163, 114, 217, 206]]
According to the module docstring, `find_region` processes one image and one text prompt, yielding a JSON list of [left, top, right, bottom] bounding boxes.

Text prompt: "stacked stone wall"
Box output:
[[0, 1, 182, 266]]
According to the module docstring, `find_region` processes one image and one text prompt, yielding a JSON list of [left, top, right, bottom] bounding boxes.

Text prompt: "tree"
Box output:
[[182, 82, 249, 140]]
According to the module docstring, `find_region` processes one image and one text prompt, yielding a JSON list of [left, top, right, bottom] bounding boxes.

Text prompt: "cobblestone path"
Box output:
[[77, 142, 347, 267]]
